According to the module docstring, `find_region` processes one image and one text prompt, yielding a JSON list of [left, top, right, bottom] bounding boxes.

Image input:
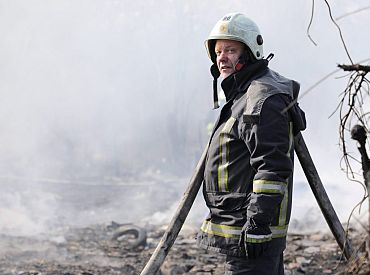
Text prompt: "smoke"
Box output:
[[0, 0, 369, 236], [0, 188, 57, 236]]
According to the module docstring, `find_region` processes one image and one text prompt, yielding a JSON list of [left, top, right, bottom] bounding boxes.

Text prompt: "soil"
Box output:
[[0, 222, 369, 275]]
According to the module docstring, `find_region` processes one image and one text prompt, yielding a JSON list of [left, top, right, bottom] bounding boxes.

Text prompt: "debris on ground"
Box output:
[[0, 222, 369, 274]]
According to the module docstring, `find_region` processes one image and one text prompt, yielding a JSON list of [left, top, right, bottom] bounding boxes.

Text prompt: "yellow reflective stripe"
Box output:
[[218, 134, 229, 192], [217, 135, 224, 191], [278, 187, 289, 226], [201, 220, 241, 238], [201, 221, 288, 239], [217, 117, 235, 192], [246, 233, 272, 243], [253, 180, 286, 194], [271, 225, 288, 238], [246, 226, 288, 242], [223, 117, 236, 133], [278, 122, 292, 226], [287, 122, 294, 157], [225, 134, 230, 191]]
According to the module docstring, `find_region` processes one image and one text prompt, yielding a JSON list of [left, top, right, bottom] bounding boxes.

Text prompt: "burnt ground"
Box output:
[[0, 222, 369, 275]]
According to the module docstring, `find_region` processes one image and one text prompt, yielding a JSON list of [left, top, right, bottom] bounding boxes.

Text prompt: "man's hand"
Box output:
[[239, 219, 272, 259]]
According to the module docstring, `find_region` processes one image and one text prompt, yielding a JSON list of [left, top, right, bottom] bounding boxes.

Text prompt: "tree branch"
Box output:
[[338, 64, 370, 73]]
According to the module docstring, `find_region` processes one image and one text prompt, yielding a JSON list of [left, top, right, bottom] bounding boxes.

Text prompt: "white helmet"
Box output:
[[205, 13, 264, 62]]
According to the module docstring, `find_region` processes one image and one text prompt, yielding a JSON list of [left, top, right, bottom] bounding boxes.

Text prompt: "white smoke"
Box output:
[[0, 0, 369, 236]]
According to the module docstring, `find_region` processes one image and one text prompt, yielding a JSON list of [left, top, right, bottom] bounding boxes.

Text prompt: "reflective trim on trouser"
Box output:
[[252, 180, 287, 194], [225, 253, 284, 275], [201, 221, 288, 239]]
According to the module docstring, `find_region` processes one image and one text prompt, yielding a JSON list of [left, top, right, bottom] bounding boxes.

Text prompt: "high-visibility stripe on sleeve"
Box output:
[[270, 225, 288, 238], [287, 121, 294, 157], [278, 188, 289, 226], [246, 225, 288, 243], [246, 233, 272, 243], [201, 220, 241, 238], [200, 221, 288, 239], [253, 180, 287, 194]]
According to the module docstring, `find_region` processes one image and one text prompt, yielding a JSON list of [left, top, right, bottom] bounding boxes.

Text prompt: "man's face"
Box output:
[[215, 39, 244, 79]]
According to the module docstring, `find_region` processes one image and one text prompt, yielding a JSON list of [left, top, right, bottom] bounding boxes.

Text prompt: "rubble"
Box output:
[[0, 222, 369, 275]]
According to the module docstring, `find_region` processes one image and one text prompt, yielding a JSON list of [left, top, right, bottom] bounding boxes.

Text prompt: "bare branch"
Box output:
[[338, 64, 370, 73], [307, 0, 318, 46], [324, 0, 353, 64]]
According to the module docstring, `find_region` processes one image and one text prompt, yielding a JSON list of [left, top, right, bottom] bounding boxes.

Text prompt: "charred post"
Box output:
[[351, 124, 370, 259], [294, 132, 355, 260], [338, 64, 370, 73]]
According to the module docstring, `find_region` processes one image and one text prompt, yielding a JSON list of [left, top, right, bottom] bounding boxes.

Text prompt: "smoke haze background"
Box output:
[[0, 0, 369, 236]]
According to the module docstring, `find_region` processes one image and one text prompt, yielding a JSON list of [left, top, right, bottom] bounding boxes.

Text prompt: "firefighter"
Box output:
[[197, 13, 306, 274]]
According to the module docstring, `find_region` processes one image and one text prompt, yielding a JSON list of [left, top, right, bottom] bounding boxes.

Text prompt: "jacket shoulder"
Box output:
[[244, 69, 299, 116]]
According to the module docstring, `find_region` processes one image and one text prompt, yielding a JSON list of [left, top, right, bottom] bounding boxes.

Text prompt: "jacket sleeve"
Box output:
[[243, 94, 293, 228]]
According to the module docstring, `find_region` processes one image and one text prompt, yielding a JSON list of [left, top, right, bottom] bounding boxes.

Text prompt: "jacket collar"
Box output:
[[220, 59, 268, 102]]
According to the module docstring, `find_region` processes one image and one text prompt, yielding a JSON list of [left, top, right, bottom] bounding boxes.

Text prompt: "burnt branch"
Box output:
[[338, 64, 370, 73], [323, 0, 353, 64], [334, 66, 369, 183], [307, 0, 318, 46]]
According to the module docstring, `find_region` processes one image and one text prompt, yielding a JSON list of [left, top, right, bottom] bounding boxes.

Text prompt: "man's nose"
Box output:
[[218, 51, 228, 62]]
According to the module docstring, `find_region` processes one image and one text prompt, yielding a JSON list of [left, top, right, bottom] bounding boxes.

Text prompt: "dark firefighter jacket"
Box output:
[[197, 59, 306, 257]]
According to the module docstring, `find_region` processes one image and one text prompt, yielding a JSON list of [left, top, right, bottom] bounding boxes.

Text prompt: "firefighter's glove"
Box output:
[[239, 219, 272, 259]]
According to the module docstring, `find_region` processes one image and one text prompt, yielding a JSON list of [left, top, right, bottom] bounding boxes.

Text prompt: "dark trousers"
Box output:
[[224, 253, 284, 275]]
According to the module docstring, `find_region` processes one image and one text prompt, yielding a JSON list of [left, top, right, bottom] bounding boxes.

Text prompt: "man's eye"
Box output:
[[215, 51, 221, 56]]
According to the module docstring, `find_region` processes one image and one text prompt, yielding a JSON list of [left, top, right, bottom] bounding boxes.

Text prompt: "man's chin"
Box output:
[[220, 72, 234, 79], [220, 72, 231, 79]]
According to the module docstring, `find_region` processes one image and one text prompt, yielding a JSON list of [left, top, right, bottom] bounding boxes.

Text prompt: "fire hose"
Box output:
[[140, 132, 354, 275]]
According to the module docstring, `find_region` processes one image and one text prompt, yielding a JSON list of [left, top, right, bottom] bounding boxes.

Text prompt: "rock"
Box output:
[[287, 262, 300, 269], [303, 246, 321, 254], [295, 256, 311, 265], [120, 264, 136, 274], [309, 233, 326, 241]]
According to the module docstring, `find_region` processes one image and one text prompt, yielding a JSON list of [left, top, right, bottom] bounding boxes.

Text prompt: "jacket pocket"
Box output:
[[204, 192, 249, 225]]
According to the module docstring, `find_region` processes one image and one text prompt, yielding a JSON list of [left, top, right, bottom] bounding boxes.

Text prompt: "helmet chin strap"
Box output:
[[210, 64, 220, 109], [266, 53, 274, 61]]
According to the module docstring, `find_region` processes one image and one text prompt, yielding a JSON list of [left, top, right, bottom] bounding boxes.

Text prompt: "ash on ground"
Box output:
[[0, 222, 369, 275]]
